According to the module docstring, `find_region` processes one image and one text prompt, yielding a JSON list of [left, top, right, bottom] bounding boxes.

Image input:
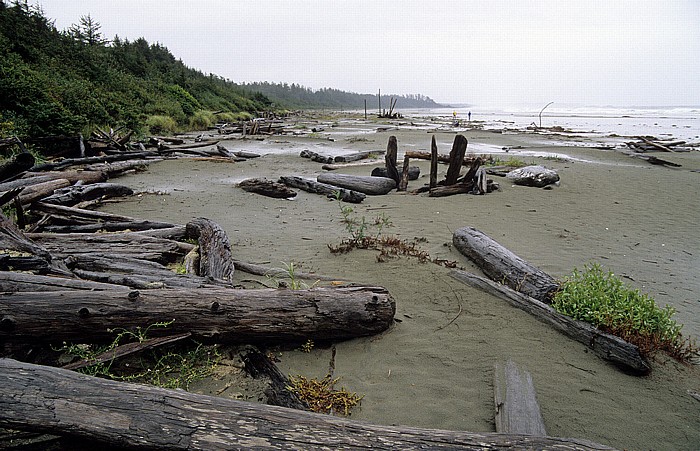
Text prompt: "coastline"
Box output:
[[98, 112, 700, 449]]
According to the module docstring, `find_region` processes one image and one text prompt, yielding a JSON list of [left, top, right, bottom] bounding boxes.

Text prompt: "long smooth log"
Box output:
[[317, 173, 396, 195], [185, 218, 235, 282], [30, 152, 160, 171], [452, 226, 559, 302], [0, 359, 614, 450], [18, 179, 71, 205], [0, 170, 107, 193], [0, 286, 396, 345], [450, 270, 650, 374], [279, 176, 366, 203], [384, 135, 400, 185], [40, 183, 134, 206], [0, 272, 125, 292], [41, 220, 179, 234], [445, 135, 468, 185]]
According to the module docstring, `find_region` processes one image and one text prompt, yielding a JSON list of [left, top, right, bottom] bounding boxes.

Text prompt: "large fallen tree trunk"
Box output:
[[40, 182, 134, 206], [0, 358, 614, 450], [0, 286, 396, 346], [278, 175, 366, 203], [450, 270, 651, 374], [0, 271, 126, 292], [452, 226, 559, 302], [317, 173, 396, 195]]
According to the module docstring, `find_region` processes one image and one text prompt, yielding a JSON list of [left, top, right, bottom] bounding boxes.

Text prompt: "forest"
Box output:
[[0, 0, 440, 141]]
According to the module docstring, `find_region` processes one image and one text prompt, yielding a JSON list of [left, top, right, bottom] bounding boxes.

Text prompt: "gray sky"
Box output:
[[32, 1, 700, 107]]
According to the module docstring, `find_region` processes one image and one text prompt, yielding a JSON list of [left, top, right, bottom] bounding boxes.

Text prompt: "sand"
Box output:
[[99, 112, 700, 450]]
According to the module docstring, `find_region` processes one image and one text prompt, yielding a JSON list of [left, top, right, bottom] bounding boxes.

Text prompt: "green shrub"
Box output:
[[145, 115, 178, 135], [552, 263, 695, 360], [188, 110, 216, 130]]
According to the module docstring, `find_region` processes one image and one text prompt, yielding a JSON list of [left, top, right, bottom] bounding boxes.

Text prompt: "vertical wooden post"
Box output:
[[398, 157, 410, 191], [378, 89, 381, 115], [445, 135, 468, 185], [430, 135, 438, 189], [385, 135, 400, 186], [364, 99, 367, 120]]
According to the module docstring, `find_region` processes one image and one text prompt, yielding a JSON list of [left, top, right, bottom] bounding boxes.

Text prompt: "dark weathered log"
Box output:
[[185, 217, 235, 283], [132, 226, 188, 240], [83, 159, 156, 176], [278, 176, 365, 203], [242, 349, 308, 410], [494, 359, 547, 436], [452, 227, 559, 302], [0, 285, 396, 345], [405, 150, 481, 166], [0, 186, 23, 207], [299, 149, 334, 164], [0, 151, 34, 183], [238, 178, 298, 199], [450, 270, 651, 374], [18, 179, 71, 205], [445, 135, 468, 185], [398, 157, 411, 191], [0, 271, 126, 292], [40, 220, 180, 234], [430, 135, 439, 188], [0, 211, 52, 263], [384, 135, 400, 185], [30, 202, 154, 225], [627, 153, 682, 167], [317, 173, 396, 195], [40, 183, 134, 206], [233, 150, 261, 159], [30, 152, 160, 171], [0, 358, 614, 450], [371, 166, 420, 181], [429, 183, 472, 197], [334, 150, 383, 163], [0, 170, 107, 192]]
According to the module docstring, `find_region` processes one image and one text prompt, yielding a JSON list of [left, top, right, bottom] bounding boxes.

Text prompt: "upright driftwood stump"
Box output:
[[445, 135, 468, 185], [384, 135, 400, 185], [185, 217, 235, 282]]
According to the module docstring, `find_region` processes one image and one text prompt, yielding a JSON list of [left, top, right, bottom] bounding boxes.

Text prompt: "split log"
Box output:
[[445, 135, 468, 185], [238, 178, 298, 199], [371, 166, 420, 181], [452, 227, 559, 302], [40, 183, 134, 206], [0, 285, 396, 346], [0, 271, 127, 292], [185, 217, 235, 282], [40, 220, 180, 234], [317, 173, 396, 195], [299, 149, 334, 164], [83, 159, 156, 176], [0, 358, 614, 450], [398, 157, 411, 191], [430, 135, 439, 188], [0, 151, 34, 183], [384, 135, 400, 185], [0, 186, 23, 208], [334, 150, 383, 163], [17, 179, 71, 205], [30, 152, 159, 172], [278, 176, 366, 203], [494, 359, 547, 435], [242, 349, 308, 410]]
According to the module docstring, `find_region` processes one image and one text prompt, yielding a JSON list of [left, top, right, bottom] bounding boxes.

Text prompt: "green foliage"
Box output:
[[145, 115, 178, 135], [552, 263, 696, 361], [268, 261, 318, 290], [188, 109, 216, 130]]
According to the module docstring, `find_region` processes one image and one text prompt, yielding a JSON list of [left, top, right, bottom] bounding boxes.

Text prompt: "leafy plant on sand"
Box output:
[[328, 192, 458, 268], [286, 374, 363, 415], [56, 320, 220, 389], [552, 263, 697, 362], [267, 261, 318, 290]]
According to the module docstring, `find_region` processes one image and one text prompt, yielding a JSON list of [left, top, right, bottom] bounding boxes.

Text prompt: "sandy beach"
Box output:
[[99, 111, 700, 450]]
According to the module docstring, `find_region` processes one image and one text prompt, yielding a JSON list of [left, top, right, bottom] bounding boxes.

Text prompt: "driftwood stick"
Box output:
[[0, 358, 615, 450], [430, 135, 439, 188], [398, 157, 411, 191]]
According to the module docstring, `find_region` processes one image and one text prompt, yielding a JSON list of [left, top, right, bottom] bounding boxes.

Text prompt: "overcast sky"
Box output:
[[32, 1, 700, 107]]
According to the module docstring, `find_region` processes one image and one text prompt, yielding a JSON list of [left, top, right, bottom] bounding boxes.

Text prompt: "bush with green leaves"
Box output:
[[552, 263, 695, 361]]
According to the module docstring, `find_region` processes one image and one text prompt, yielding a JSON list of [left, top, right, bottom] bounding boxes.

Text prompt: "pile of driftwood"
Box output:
[[623, 136, 694, 167]]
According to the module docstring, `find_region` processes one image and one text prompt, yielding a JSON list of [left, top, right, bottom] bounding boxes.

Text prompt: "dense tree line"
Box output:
[[241, 82, 441, 110]]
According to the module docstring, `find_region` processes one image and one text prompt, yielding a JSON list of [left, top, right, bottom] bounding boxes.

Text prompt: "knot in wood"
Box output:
[[0, 316, 15, 332], [128, 291, 140, 301], [210, 301, 220, 313], [78, 307, 90, 318]]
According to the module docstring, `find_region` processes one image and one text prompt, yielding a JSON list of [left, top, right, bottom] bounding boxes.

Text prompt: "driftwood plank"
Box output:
[[449, 270, 651, 374], [494, 359, 547, 436], [0, 358, 614, 450]]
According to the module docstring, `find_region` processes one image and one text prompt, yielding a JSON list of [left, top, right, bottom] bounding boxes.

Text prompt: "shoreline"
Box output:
[[98, 112, 700, 449]]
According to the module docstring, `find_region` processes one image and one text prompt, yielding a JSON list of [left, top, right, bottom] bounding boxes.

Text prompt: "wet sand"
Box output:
[[100, 113, 700, 449]]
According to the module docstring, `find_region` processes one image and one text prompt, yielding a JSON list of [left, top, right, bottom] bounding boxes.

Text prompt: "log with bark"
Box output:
[[299, 149, 334, 164], [334, 150, 383, 163], [0, 358, 615, 450], [17, 178, 71, 205], [238, 178, 298, 199], [278, 176, 366, 203], [0, 170, 107, 192], [452, 226, 559, 302], [0, 271, 128, 292], [0, 285, 396, 346], [30, 152, 160, 172], [445, 135, 469, 185], [185, 217, 235, 283], [450, 270, 651, 374], [317, 173, 396, 195]]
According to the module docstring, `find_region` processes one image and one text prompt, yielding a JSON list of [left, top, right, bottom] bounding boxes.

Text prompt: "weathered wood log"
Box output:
[[445, 135, 468, 185], [494, 359, 547, 436], [0, 151, 34, 183], [278, 176, 366, 203], [299, 149, 334, 164], [452, 227, 559, 302], [398, 157, 411, 191], [334, 150, 383, 163], [30, 202, 155, 225], [132, 226, 188, 240], [0, 211, 52, 264], [405, 150, 481, 166], [0, 186, 23, 208], [242, 349, 308, 410], [506, 165, 560, 188], [83, 159, 156, 176], [30, 152, 160, 172], [40, 183, 134, 206], [450, 270, 651, 374], [371, 165, 420, 181], [638, 136, 675, 152], [40, 220, 180, 234], [238, 178, 298, 199], [317, 173, 396, 195], [17, 178, 71, 205], [0, 285, 396, 345], [430, 135, 439, 188], [233, 150, 261, 159], [0, 170, 107, 192], [384, 135, 400, 185], [626, 153, 682, 167], [185, 217, 235, 283], [0, 271, 126, 292], [0, 358, 614, 450]]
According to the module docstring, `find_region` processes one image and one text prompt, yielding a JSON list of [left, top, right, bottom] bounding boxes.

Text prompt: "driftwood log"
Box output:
[[384, 135, 400, 185], [0, 170, 107, 193], [452, 226, 559, 302], [450, 270, 650, 374], [185, 217, 235, 282], [0, 286, 396, 346], [0, 271, 126, 292], [278, 176, 366, 203], [40, 182, 134, 206], [242, 349, 308, 410], [238, 178, 298, 199], [430, 135, 439, 188], [300, 149, 334, 164], [334, 150, 382, 163], [0, 358, 614, 450], [317, 173, 396, 195], [494, 359, 547, 435], [445, 135, 469, 185], [371, 165, 420, 181]]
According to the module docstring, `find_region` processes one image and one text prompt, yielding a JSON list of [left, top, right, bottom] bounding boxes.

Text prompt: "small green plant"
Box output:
[[268, 261, 318, 290], [552, 263, 696, 361]]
